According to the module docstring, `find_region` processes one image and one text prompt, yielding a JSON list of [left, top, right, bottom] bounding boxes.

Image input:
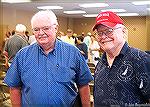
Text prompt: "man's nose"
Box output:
[[39, 29, 45, 34], [100, 32, 107, 38]]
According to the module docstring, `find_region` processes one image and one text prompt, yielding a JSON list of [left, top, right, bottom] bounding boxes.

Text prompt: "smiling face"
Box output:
[[95, 24, 126, 54]]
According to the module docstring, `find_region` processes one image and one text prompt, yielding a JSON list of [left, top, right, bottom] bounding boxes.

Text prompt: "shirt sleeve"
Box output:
[[4, 52, 22, 87], [75, 50, 93, 86]]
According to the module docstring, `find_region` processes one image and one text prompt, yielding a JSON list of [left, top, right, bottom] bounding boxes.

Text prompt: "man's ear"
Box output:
[[55, 25, 58, 34], [122, 27, 128, 42]]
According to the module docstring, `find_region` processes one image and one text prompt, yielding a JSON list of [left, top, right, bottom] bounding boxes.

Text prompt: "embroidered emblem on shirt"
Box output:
[[122, 66, 128, 76], [139, 79, 143, 89]]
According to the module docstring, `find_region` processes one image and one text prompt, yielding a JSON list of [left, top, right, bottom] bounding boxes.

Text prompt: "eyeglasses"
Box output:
[[96, 27, 121, 37], [32, 25, 55, 34]]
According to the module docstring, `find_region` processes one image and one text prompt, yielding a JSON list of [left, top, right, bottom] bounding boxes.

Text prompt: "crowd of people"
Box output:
[[56, 29, 101, 65], [1, 10, 150, 107]]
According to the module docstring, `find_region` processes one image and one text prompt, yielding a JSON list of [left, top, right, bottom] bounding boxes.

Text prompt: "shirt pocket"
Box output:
[[55, 66, 76, 83]]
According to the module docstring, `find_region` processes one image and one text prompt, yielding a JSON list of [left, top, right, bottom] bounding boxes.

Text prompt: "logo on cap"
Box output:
[[93, 11, 123, 31]]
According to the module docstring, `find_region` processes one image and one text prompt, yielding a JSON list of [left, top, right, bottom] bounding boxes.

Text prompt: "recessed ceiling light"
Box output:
[[101, 9, 126, 12], [2, 0, 31, 3], [117, 13, 139, 16], [79, 3, 109, 8], [83, 14, 98, 17], [132, 1, 150, 5], [37, 6, 63, 10], [147, 8, 150, 11], [64, 10, 86, 14]]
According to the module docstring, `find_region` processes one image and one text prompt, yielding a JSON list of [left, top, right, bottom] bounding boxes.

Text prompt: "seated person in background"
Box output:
[[76, 35, 88, 62], [4, 10, 93, 107], [3, 24, 29, 67]]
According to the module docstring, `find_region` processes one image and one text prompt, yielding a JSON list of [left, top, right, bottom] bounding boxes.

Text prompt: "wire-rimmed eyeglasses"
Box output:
[[32, 25, 55, 34], [95, 27, 121, 37]]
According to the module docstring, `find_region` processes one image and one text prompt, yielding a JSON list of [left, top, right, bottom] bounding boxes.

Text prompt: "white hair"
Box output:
[[15, 24, 26, 32], [31, 10, 58, 28]]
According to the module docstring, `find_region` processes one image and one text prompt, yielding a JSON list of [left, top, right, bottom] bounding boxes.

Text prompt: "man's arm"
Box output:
[[78, 84, 91, 107], [10, 87, 21, 107]]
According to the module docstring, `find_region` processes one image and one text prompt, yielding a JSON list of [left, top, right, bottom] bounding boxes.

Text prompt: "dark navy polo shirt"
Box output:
[[94, 42, 150, 107], [4, 39, 93, 107]]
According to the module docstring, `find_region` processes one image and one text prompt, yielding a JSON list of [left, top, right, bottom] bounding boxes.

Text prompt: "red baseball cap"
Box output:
[[93, 11, 124, 31]]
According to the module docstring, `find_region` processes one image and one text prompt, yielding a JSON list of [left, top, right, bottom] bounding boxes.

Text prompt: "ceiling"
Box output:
[[1, 0, 150, 18]]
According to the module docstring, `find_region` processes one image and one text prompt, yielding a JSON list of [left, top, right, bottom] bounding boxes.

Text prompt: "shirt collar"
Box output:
[[119, 42, 128, 56], [37, 39, 59, 56]]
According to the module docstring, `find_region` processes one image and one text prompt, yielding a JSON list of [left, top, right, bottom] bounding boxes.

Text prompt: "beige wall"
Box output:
[[123, 16, 147, 51], [1, 6, 150, 51], [73, 18, 95, 35], [2, 7, 33, 34], [146, 16, 150, 50]]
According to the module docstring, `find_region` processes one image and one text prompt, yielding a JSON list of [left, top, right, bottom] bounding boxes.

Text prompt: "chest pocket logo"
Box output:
[[118, 64, 134, 81]]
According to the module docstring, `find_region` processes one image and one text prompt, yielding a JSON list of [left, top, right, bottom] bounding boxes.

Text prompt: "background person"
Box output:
[[93, 11, 150, 106], [89, 34, 100, 65], [3, 24, 29, 67], [76, 35, 88, 62], [61, 29, 75, 45], [4, 10, 93, 107]]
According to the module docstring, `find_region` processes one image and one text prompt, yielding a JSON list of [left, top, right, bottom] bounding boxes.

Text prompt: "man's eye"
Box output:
[[34, 28, 39, 31], [43, 27, 50, 31], [98, 32, 103, 35], [105, 29, 113, 34]]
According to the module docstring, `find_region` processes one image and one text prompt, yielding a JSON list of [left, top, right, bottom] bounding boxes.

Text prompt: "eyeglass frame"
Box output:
[[32, 24, 56, 34], [95, 27, 121, 37]]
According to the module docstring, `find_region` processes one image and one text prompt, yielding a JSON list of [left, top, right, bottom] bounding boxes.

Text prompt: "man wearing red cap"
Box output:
[[93, 11, 150, 106]]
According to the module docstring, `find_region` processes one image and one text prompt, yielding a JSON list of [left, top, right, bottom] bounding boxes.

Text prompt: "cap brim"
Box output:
[[93, 22, 117, 31]]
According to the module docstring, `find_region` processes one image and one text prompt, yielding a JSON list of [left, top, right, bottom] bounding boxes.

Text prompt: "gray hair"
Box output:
[[31, 10, 58, 28], [15, 24, 26, 32]]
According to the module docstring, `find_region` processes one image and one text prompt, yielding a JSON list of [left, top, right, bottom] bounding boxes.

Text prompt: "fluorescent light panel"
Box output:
[[37, 6, 63, 10], [83, 13, 139, 17], [117, 13, 139, 16], [132, 1, 150, 5], [101, 9, 126, 12], [2, 0, 31, 3], [64, 10, 86, 14], [147, 8, 150, 11], [79, 3, 109, 8], [83, 14, 98, 17]]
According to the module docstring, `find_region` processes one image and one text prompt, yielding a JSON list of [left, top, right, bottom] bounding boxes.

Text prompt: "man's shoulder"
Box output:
[[57, 40, 79, 54], [129, 47, 150, 62], [17, 43, 38, 55], [9, 34, 23, 41]]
